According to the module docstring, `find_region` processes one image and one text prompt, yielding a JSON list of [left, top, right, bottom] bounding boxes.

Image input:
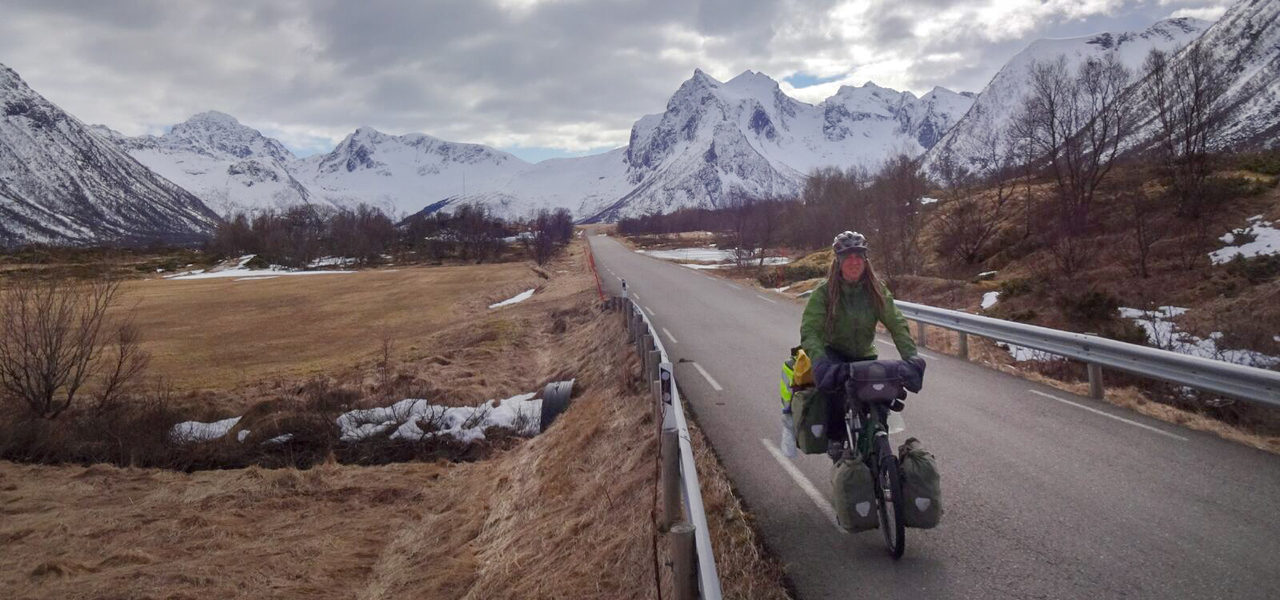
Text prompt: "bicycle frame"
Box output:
[[842, 389, 907, 558]]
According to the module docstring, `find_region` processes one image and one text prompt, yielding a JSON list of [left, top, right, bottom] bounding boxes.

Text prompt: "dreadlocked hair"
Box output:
[[824, 255, 887, 337]]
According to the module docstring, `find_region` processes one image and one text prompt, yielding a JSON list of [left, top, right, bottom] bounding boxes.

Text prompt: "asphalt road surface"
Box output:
[[588, 234, 1280, 600]]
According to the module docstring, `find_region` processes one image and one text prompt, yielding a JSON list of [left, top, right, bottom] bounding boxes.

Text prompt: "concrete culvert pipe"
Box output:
[[539, 380, 575, 432]]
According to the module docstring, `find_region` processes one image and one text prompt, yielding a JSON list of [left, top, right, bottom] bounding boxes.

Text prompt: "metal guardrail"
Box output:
[[614, 296, 723, 600], [896, 300, 1280, 408]]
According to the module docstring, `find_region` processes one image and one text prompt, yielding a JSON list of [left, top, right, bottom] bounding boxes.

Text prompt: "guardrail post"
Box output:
[[957, 331, 969, 361], [671, 522, 697, 600], [916, 320, 928, 349], [658, 362, 680, 529], [642, 333, 655, 373], [648, 349, 661, 382], [1088, 363, 1104, 399], [661, 427, 681, 529]]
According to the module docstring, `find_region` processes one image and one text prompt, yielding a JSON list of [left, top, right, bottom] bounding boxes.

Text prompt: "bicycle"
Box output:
[[836, 359, 916, 559]]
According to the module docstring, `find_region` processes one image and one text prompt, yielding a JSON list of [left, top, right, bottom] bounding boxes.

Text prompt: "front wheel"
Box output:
[[877, 453, 906, 559]]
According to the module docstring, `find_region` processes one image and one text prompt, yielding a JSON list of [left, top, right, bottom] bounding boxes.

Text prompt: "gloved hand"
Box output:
[[902, 355, 927, 393], [813, 358, 847, 393]]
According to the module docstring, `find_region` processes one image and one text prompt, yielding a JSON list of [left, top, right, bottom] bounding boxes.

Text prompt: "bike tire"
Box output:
[[877, 451, 906, 559]]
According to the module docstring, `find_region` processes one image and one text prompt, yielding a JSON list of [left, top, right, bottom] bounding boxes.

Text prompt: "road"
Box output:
[[588, 234, 1280, 600]]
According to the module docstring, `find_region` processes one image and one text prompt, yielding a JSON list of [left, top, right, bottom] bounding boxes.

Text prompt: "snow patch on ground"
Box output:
[[164, 255, 355, 280], [171, 393, 544, 446], [337, 393, 542, 443], [489, 288, 536, 308], [1210, 216, 1280, 264], [997, 305, 1278, 367], [639, 246, 792, 268], [171, 417, 242, 443], [308, 256, 359, 268], [981, 291, 1000, 309], [640, 248, 738, 262], [1118, 306, 1279, 368], [920, 197, 939, 205]]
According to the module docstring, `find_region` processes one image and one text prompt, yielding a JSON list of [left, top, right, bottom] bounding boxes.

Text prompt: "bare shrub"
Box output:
[[0, 277, 148, 419]]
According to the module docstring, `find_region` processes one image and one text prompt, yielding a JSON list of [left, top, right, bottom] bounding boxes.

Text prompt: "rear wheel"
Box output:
[[877, 450, 906, 559]]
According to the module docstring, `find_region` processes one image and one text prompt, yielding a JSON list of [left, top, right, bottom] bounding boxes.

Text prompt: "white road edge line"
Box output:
[[755, 294, 777, 304], [662, 327, 678, 344], [727, 283, 743, 290], [644, 305, 656, 316], [761, 438, 845, 533], [690, 362, 724, 391], [631, 292, 641, 301], [1027, 389, 1189, 441]]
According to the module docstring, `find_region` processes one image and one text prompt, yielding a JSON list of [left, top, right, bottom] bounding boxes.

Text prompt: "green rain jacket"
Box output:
[[800, 279, 917, 364]]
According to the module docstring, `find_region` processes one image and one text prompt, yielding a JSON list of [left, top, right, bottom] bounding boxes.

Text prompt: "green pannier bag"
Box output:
[[831, 455, 878, 532], [790, 387, 828, 454], [898, 437, 943, 529]]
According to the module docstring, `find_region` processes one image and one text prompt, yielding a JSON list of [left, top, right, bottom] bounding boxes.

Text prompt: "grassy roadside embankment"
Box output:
[[0, 239, 791, 599]]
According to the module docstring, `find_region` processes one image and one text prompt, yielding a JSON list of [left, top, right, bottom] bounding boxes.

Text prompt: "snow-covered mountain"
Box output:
[[587, 70, 972, 220], [104, 70, 969, 223], [295, 127, 530, 218], [94, 111, 313, 216], [0, 63, 218, 247], [922, 17, 1210, 177], [1191, 0, 1280, 150]]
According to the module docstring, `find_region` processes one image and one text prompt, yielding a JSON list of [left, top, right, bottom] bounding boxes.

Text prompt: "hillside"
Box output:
[[0, 64, 219, 247]]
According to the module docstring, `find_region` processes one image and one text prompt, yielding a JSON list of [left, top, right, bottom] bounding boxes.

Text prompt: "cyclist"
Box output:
[[799, 231, 920, 460]]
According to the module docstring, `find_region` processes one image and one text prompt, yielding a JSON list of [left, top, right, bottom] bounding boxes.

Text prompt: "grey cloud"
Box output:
[[0, 0, 1235, 155]]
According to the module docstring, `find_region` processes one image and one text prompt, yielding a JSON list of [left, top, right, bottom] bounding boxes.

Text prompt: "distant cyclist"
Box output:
[[799, 231, 920, 460]]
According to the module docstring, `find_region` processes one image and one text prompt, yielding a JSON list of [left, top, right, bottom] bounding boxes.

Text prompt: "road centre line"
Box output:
[[761, 438, 844, 532], [690, 362, 724, 391], [727, 282, 743, 290], [644, 305, 656, 316], [755, 294, 778, 304], [662, 327, 678, 344], [1027, 389, 1189, 441]]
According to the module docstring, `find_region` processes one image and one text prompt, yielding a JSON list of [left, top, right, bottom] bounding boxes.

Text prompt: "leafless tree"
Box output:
[[867, 154, 927, 279], [1117, 180, 1166, 279], [935, 128, 1017, 265], [1140, 44, 1227, 219], [1017, 54, 1134, 235], [0, 278, 148, 418]]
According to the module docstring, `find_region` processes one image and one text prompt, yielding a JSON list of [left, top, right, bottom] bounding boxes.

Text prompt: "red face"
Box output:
[[840, 253, 866, 282]]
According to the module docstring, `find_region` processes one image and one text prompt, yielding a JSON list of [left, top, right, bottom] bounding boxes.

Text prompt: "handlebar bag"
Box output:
[[898, 437, 943, 529], [790, 387, 828, 454], [848, 360, 907, 403], [831, 454, 879, 532]]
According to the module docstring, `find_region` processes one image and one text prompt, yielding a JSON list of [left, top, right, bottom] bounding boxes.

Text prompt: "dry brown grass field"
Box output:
[[115, 260, 548, 392], [0, 239, 792, 599]]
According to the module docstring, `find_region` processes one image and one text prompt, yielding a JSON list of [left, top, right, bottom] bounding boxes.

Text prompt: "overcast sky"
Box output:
[[0, 0, 1236, 162]]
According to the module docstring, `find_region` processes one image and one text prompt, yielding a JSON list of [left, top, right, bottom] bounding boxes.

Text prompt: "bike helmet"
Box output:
[[832, 231, 868, 256]]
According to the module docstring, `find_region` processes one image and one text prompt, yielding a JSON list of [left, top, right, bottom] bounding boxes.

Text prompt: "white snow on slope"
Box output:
[[1119, 306, 1279, 368], [1210, 216, 1280, 264], [337, 393, 543, 443], [489, 288, 536, 308], [982, 291, 1000, 309], [171, 393, 544, 445], [923, 18, 1208, 177]]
